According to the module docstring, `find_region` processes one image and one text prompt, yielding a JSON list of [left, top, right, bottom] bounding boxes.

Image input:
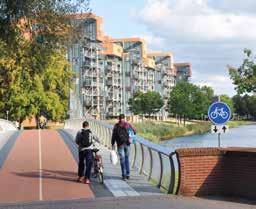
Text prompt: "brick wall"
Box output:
[[176, 147, 256, 199]]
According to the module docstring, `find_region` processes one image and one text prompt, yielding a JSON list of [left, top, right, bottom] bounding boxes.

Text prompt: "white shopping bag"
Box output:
[[110, 150, 118, 165]]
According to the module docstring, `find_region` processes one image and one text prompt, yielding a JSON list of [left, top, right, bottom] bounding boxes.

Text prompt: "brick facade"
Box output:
[[176, 148, 256, 199]]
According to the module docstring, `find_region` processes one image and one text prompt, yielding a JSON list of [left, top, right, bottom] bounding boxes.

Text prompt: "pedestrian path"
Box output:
[[59, 129, 163, 197]]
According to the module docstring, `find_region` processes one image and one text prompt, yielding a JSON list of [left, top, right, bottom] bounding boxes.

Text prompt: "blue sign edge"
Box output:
[[208, 102, 232, 125]]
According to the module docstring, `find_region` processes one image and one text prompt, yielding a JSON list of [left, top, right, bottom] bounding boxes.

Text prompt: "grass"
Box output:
[[131, 121, 210, 143], [227, 120, 253, 128], [129, 120, 253, 143]]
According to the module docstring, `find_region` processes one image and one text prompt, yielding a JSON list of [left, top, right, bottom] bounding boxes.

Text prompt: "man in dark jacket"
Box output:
[[75, 121, 93, 184], [111, 114, 136, 180]]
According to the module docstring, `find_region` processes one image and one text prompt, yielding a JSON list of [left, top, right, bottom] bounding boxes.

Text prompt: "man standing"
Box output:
[[75, 121, 93, 184], [111, 114, 136, 180]]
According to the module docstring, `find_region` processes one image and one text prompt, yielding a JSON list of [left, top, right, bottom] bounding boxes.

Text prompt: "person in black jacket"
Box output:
[[111, 114, 136, 180], [75, 121, 93, 184]]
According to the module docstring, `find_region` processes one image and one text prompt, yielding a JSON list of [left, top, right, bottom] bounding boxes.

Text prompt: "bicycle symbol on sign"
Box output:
[[210, 107, 229, 119]]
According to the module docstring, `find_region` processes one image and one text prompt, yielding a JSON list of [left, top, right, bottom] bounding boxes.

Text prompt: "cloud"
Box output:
[[193, 74, 236, 96], [140, 34, 166, 49], [130, 0, 256, 96], [135, 0, 256, 42], [207, 0, 256, 15]]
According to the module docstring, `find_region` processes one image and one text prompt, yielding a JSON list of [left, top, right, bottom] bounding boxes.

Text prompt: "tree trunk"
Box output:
[[183, 115, 186, 127], [35, 115, 40, 129], [18, 118, 23, 130]]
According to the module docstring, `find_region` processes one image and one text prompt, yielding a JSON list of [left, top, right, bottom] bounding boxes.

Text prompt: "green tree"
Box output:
[[220, 94, 234, 115], [141, 91, 164, 117], [128, 91, 144, 115], [196, 86, 214, 119], [168, 82, 197, 125], [229, 49, 256, 94], [232, 95, 249, 118], [0, 0, 89, 126], [129, 91, 164, 117], [168, 82, 215, 124], [247, 96, 256, 120]]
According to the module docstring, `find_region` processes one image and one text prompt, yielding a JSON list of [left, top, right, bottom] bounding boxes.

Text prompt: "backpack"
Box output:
[[116, 125, 129, 145], [80, 129, 92, 148], [127, 127, 136, 144]]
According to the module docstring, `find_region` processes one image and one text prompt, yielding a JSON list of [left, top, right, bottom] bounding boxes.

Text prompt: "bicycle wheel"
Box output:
[[210, 111, 218, 119], [98, 171, 104, 184]]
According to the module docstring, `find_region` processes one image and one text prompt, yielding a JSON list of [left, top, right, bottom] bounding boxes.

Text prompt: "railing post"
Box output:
[[103, 128, 108, 146], [158, 152, 163, 188], [168, 153, 176, 194], [148, 147, 153, 181], [132, 142, 137, 168], [139, 144, 144, 174], [109, 128, 112, 149]]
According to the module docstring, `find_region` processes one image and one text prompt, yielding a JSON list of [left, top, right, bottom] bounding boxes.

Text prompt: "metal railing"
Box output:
[[64, 118, 180, 194], [0, 119, 18, 132]]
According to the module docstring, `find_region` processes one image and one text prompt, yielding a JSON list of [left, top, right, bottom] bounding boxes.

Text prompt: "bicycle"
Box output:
[[210, 107, 228, 119], [92, 148, 104, 184]]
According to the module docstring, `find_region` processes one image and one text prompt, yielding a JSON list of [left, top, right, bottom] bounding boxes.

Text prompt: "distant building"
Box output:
[[68, 13, 192, 119], [174, 63, 192, 83]]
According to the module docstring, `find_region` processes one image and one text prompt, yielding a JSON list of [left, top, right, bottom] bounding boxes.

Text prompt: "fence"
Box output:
[[64, 118, 180, 194], [0, 119, 17, 132]]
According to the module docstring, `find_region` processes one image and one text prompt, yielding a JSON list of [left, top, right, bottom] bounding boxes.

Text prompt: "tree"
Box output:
[[232, 95, 249, 118], [141, 91, 164, 117], [197, 86, 214, 119], [220, 94, 234, 115], [248, 96, 256, 120], [168, 82, 215, 124], [0, 0, 89, 126], [168, 82, 197, 125], [129, 91, 164, 117], [229, 49, 256, 94], [128, 91, 143, 115]]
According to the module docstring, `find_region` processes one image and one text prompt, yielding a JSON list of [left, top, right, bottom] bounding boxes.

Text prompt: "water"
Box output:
[[161, 125, 256, 151]]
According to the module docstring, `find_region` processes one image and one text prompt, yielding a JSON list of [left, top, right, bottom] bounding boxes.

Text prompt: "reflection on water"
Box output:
[[161, 125, 256, 152]]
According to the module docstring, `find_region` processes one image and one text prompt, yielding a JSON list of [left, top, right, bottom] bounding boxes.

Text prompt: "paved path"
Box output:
[[1, 129, 255, 209], [0, 130, 94, 204], [0, 195, 255, 209], [0, 129, 161, 205], [59, 129, 162, 197]]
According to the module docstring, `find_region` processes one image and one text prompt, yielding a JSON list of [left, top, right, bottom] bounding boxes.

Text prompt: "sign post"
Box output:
[[208, 102, 231, 147]]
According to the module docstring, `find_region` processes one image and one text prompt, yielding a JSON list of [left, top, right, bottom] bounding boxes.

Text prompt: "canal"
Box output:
[[161, 124, 256, 151]]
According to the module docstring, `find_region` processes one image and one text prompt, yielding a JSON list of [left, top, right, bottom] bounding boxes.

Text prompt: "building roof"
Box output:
[[68, 13, 103, 22], [174, 62, 191, 67], [112, 37, 145, 43], [148, 52, 173, 58]]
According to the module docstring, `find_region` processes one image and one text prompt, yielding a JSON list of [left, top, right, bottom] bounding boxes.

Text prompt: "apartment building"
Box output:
[[68, 13, 192, 119], [101, 36, 123, 117], [68, 13, 104, 119], [174, 63, 192, 82]]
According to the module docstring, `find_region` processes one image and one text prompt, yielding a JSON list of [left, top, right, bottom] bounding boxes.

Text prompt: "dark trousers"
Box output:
[[78, 149, 93, 179]]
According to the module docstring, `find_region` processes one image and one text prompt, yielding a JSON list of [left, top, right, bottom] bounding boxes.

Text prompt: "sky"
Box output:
[[90, 0, 256, 96]]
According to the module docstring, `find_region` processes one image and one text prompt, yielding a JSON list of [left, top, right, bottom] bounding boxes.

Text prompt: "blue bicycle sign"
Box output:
[[208, 102, 231, 125]]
